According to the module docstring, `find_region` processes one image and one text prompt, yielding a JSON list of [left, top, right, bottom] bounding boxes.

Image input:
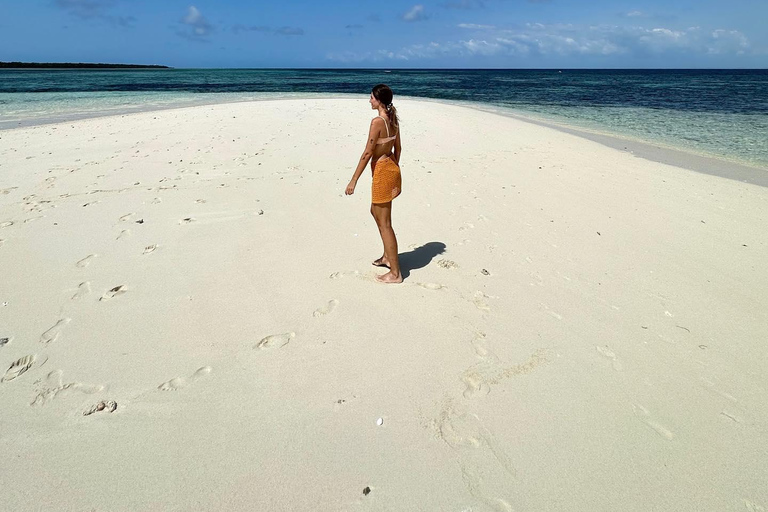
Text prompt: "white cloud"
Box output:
[[179, 5, 214, 40], [709, 29, 750, 54], [327, 22, 755, 62], [457, 23, 496, 30], [325, 49, 409, 63], [402, 5, 428, 22]]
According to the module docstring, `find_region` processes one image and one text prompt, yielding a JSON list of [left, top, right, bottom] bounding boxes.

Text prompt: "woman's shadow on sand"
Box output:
[[398, 242, 446, 279]]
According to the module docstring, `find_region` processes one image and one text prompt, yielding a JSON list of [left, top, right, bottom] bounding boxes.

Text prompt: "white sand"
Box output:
[[1, 98, 767, 511]]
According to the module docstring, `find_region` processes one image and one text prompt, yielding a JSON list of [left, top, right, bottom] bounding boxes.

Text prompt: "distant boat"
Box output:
[[384, 70, 392, 73]]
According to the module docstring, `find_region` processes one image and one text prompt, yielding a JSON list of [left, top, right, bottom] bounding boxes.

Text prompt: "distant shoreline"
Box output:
[[0, 62, 170, 69]]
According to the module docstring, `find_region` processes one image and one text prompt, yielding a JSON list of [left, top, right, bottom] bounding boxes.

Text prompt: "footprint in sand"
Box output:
[[470, 333, 493, 359], [119, 213, 134, 222], [158, 366, 212, 391], [31, 369, 105, 405], [437, 410, 516, 511], [437, 259, 459, 270], [255, 332, 295, 350], [76, 254, 97, 268], [2, 354, 48, 383], [329, 271, 360, 279], [143, 244, 157, 255], [461, 372, 491, 399], [313, 299, 339, 317], [83, 400, 117, 416], [71, 281, 91, 300], [472, 291, 491, 311], [0, 337, 10, 347], [40, 318, 71, 344], [100, 285, 127, 301], [632, 403, 674, 440], [417, 282, 445, 290], [179, 217, 195, 224], [0, 221, 14, 228], [461, 348, 547, 400], [595, 345, 623, 371], [116, 229, 131, 240]]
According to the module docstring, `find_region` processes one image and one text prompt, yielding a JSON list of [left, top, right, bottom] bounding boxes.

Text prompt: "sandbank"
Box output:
[[1, 98, 766, 511]]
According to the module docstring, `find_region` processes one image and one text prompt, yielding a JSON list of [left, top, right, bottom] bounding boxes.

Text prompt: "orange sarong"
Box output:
[[371, 156, 401, 204]]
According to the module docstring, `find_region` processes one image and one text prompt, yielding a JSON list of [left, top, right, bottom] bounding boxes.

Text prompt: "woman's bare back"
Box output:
[[370, 116, 399, 168]]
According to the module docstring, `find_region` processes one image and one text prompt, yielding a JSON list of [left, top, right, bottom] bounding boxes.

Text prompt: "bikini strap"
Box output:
[[378, 115, 390, 137]]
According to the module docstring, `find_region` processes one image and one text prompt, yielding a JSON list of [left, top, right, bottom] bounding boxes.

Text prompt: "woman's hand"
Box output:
[[345, 181, 356, 195]]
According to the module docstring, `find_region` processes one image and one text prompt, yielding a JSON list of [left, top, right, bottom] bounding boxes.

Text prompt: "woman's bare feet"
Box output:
[[372, 255, 390, 268], [375, 271, 403, 284]]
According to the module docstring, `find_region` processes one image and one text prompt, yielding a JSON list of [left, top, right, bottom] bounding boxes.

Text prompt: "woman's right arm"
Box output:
[[393, 129, 402, 166]]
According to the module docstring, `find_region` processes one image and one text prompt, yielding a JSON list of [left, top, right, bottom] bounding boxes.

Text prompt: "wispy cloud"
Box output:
[[325, 49, 410, 63], [328, 22, 755, 62], [232, 24, 272, 34], [457, 23, 495, 30], [402, 5, 428, 22], [232, 24, 304, 36], [55, 0, 135, 27], [707, 29, 750, 54], [442, 0, 486, 9], [56, 0, 114, 17], [178, 6, 214, 41], [275, 26, 304, 36]]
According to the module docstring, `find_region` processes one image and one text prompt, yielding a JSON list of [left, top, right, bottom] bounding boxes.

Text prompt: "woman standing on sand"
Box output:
[[345, 84, 403, 284]]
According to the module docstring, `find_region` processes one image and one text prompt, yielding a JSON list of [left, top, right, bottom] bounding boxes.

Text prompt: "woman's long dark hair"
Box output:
[[372, 83, 399, 132]]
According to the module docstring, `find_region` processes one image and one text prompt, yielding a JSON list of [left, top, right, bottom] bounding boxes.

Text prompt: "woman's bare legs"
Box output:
[[371, 202, 402, 283], [370, 204, 389, 268]]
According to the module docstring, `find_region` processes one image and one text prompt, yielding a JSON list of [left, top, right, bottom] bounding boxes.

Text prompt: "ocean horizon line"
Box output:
[[3, 64, 767, 71]]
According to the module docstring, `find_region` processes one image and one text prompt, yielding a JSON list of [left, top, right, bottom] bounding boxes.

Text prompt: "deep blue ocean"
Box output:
[[1, 69, 766, 168]]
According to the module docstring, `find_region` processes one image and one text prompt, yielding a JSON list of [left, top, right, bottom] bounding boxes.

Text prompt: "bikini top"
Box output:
[[375, 115, 397, 144]]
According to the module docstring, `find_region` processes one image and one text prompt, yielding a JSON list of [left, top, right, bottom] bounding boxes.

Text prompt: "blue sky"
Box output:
[[1, 0, 766, 68]]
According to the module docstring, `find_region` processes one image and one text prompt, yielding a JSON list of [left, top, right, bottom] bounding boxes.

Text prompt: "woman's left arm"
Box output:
[[345, 119, 381, 195]]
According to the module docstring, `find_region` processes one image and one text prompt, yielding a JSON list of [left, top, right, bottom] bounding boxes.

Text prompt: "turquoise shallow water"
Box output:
[[1, 69, 767, 169]]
